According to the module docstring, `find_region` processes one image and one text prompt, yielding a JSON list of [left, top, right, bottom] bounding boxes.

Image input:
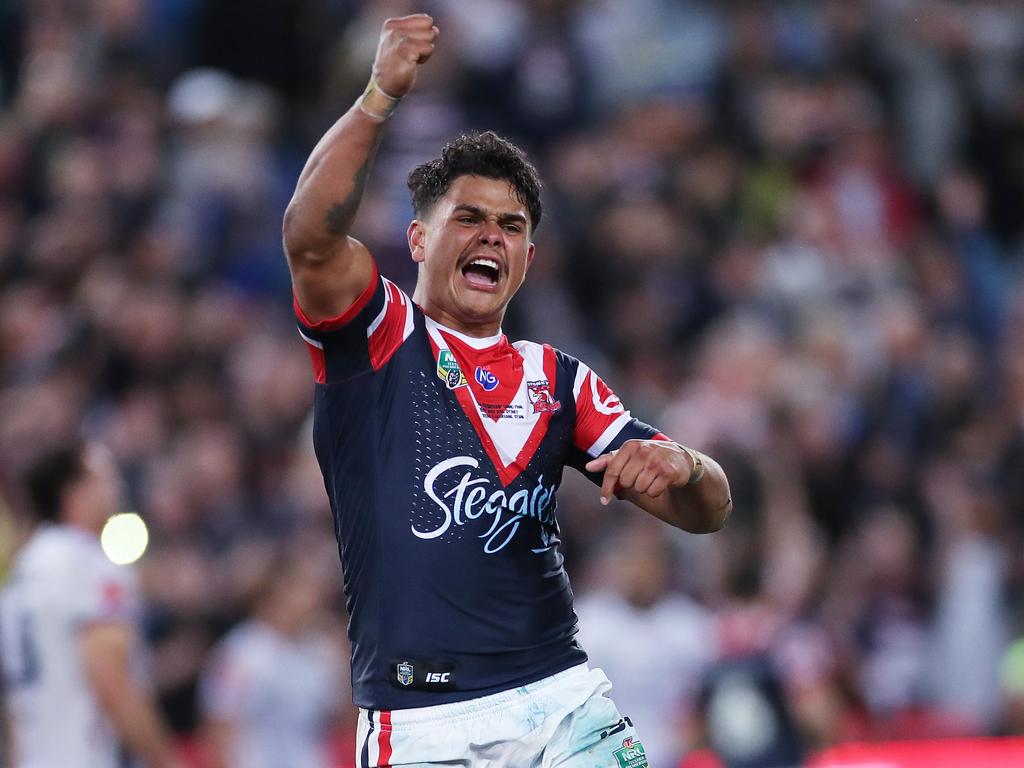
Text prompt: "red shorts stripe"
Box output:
[[377, 710, 393, 767]]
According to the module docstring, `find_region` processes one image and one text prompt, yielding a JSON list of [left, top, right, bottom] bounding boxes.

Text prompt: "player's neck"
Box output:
[[259, 608, 304, 638], [419, 302, 503, 339], [61, 510, 104, 538]]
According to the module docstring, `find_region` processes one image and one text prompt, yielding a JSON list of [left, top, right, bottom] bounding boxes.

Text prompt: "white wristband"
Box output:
[[678, 445, 706, 485], [358, 77, 402, 121]]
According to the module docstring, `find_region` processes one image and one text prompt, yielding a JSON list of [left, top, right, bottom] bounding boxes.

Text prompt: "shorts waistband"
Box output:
[[361, 662, 591, 726]]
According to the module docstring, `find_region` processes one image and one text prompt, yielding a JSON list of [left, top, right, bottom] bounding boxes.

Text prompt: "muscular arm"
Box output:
[[282, 14, 438, 322], [586, 441, 732, 534], [81, 622, 182, 768], [282, 109, 383, 321]]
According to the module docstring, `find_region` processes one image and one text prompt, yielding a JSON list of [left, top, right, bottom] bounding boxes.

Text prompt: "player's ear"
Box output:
[[525, 242, 536, 271], [408, 219, 426, 263]]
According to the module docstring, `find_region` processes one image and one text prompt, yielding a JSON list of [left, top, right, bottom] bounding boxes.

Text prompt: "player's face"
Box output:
[[70, 444, 122, 533], [409, 175, 535, 334]]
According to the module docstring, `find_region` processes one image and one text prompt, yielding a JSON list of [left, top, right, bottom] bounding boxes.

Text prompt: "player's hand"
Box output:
[[585, 440, 695, 506], [372, 14, 439, 98]]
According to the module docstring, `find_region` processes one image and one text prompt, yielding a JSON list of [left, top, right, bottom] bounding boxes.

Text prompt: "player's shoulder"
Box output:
[[510, 338, 584, 372], [573, 588, 616, 614], [516, 341, 617, 396], [219, 620, 280, 660], [19, 525, 99, 569], [656, 592, 714, 626]]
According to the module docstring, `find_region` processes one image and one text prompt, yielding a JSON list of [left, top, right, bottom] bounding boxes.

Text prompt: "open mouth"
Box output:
[[461, 256, 501, 289]]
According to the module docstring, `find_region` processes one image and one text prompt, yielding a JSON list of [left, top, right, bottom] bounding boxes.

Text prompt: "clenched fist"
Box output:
[[585, 440, 697, 505], [372, 14, 440, 98]]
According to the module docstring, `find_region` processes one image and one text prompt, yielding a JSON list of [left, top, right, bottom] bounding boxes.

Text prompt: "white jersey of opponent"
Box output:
[[575, 590, 713, 767], [200, 620, 344, 768], [0, 524, 140, 768]]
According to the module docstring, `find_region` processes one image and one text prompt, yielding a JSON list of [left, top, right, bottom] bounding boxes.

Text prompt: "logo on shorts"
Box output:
[[474, 366, 499, 391], [613, 737, 648, 768], [437, 350, 467, 389], [527, 379, 560, 413], [396, 661, 414, 686]]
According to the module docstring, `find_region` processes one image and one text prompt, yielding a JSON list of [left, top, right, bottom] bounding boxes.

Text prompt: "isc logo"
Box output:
[[425, 672, 450, 683]]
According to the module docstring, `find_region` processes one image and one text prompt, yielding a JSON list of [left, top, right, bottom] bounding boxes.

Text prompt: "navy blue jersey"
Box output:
[[296, 264, 665, 710]]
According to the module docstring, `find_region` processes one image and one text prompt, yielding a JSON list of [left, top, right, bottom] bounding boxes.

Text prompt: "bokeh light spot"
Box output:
[[101, 513, 149, 565]]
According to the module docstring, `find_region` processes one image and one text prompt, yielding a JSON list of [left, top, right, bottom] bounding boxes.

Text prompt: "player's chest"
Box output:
[[401, 326, 571, 488]]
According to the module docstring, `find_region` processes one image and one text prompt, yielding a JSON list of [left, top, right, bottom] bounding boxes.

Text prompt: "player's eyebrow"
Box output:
[[453, 204, 528, 227]]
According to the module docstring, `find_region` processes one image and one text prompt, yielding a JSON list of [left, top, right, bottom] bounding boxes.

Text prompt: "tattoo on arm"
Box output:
[[324, 133, 382, 237]]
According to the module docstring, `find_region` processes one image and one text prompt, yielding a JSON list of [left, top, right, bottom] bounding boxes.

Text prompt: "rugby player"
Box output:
[[0, 443, 181, 768], [283, 13, 732, 767]]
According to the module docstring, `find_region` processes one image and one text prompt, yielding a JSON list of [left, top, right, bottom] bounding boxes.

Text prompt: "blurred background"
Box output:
[[2, 0, 1024, 766]]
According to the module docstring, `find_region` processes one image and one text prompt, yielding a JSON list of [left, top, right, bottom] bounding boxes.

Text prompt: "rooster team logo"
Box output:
[[527, 380, 560, 414]]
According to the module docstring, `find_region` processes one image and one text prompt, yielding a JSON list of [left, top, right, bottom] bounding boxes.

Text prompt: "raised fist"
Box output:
[[372, 14, 439, 98]]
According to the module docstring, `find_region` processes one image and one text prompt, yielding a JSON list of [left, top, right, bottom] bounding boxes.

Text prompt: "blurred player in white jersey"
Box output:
[[200, 555, 348, 768], [0, 442, 181, 768], [576, 523, 713, 767]]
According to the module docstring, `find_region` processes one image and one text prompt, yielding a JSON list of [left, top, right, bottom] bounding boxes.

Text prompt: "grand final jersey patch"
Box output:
[[425, 317, 559, 486]]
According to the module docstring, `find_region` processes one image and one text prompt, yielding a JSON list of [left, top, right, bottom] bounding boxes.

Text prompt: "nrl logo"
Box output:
[[396, 661, 414, 686], [613, 737, 648, 768], [436, 350, 467, 389], [527, 379, 560, 414]]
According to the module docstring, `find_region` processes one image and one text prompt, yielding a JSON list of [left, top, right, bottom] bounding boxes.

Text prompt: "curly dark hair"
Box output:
[[407, 131, 543, 231]]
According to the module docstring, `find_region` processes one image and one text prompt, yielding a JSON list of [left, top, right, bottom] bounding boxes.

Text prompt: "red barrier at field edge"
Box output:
[[808, 737, 1024, 767]]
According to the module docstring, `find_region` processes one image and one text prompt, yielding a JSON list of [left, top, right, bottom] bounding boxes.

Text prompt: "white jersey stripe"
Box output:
[[401, 289, 415, 342], [367, 278, 391, 338], [586, 411, 633, 457], [298, 329, 323, 349], [572, 362, 590, 401]]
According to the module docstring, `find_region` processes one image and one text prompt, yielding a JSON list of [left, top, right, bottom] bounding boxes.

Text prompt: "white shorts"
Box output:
[[355, 663, 650, 767]]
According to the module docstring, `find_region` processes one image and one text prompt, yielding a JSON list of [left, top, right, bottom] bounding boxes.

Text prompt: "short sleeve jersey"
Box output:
[[296, 264, 667, 710], [0, 525, 140, 768], [201, 620, 343, 768]]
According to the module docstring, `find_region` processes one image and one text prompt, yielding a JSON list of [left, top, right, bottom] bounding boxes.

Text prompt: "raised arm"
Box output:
[[585, 440, 732, 534], [282, 14, 439, 322]]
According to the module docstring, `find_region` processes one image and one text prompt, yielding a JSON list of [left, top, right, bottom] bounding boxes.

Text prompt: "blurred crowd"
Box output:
[[3, 0, 1024, 766]]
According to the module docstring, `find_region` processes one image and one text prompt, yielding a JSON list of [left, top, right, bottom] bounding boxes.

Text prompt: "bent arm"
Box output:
[[586, 440, 732, 534], [621, 447, 732, 533], [81, 622, 182, 768], [283, 14, 438, 322]]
